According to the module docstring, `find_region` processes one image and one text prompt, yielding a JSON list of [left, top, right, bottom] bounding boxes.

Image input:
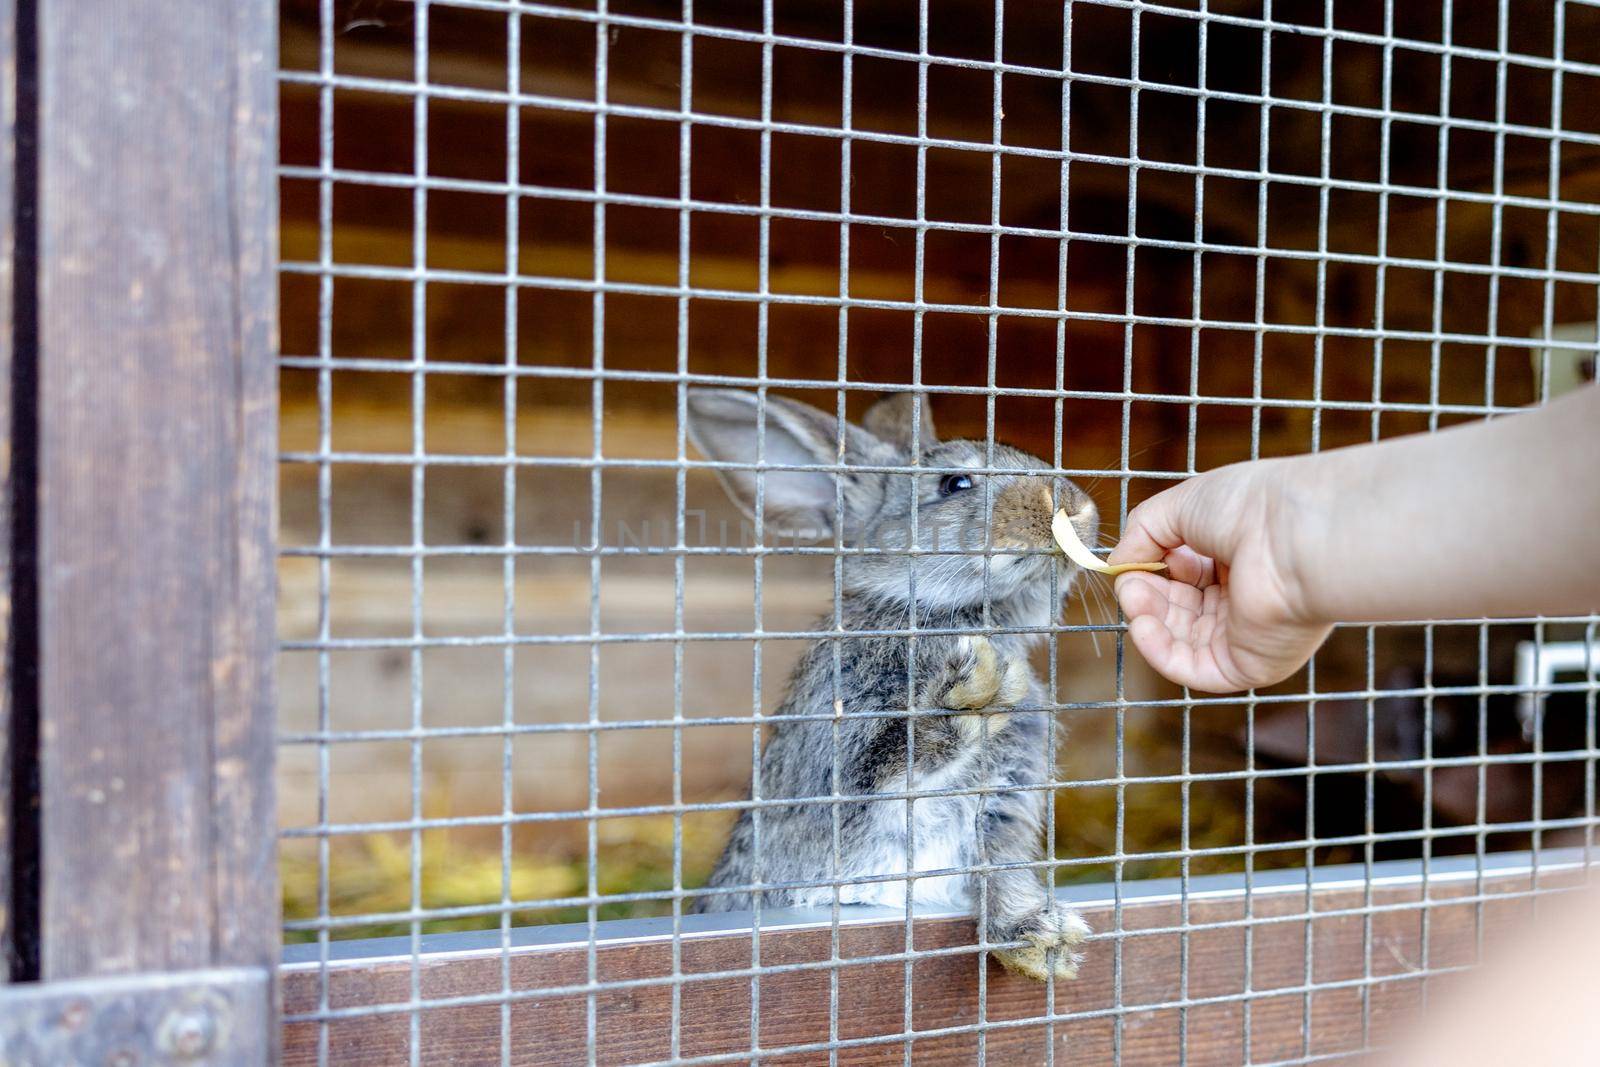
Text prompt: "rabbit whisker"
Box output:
[[1076, 570, 1111, 659], [1071, 436, 1177, 500]]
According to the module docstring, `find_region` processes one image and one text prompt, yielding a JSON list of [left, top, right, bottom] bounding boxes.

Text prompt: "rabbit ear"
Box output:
[[862, 392, 936, 454], [687, 389, 887, 540]]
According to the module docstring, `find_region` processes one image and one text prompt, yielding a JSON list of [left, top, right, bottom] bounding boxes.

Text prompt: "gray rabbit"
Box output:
[[685, 388, 1096, 982]]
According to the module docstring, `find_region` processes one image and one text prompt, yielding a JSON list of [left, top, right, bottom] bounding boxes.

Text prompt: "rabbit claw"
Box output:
[[993, 907, 1091, 982]]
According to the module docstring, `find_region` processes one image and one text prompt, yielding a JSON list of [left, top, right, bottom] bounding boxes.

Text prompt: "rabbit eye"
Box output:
[[938, 473, 974, 496]]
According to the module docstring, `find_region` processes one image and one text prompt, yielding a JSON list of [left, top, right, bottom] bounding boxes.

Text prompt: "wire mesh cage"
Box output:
[[276, 0, 1600, 1062]]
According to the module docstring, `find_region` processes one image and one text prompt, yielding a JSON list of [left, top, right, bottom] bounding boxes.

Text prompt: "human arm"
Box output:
[[1107, 383, 1600, 694]]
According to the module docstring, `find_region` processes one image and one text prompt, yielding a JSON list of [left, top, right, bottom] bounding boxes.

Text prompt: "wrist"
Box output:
[[1258, 453, 1338, 627]]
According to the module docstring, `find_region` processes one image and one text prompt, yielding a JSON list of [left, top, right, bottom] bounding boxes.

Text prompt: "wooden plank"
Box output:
[[34, 0, 278, 985], [282, 864, 1581, 1065]]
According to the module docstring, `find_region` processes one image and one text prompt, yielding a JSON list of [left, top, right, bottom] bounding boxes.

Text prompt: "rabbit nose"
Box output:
[[1057, 482, 1097, 522], [992, 476, 1057, 547]]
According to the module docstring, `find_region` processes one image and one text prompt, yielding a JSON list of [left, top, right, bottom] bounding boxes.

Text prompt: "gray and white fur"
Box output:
[[685, 388, 1096, 981]]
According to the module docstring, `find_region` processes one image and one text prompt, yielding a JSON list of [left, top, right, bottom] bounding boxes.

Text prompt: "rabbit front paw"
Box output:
[[940, 636, 1029, 741], [942, 636, 1028, 709], [992, 907, 1090, 982]]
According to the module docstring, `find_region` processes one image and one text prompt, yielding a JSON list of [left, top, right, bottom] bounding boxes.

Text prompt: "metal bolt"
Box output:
[[158, 1005, 217, 1060], [57, 999, 90, 1032]]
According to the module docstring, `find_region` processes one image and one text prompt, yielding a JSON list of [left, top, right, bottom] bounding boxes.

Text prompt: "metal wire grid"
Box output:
[[276, 0, 1600, 1064]]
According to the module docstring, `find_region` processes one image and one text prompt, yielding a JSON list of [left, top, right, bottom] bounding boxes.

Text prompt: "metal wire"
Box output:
[[278, 1, 1600, 1063]]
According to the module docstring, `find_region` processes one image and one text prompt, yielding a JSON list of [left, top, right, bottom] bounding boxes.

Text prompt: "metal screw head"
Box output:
[[157, 1005, 217, 1060], [57, 999, 91, 1032]]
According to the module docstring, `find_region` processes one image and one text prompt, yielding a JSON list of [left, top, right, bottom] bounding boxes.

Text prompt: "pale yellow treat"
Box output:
[[1052, 509, 1168, 576]]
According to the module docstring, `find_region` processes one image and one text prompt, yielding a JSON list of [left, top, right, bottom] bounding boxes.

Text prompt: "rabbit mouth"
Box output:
[[991, 537, 1055, 559], [985, 542, 1065, 584]]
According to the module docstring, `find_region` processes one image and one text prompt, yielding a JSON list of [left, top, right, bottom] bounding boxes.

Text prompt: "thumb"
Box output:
[[1108, 465, 1255, 567], [1107, 478, 1196, 566]]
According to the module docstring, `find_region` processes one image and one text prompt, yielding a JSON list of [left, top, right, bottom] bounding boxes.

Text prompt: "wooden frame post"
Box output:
[[1, 0, 279, 1057], [33, 0, 278, 980]]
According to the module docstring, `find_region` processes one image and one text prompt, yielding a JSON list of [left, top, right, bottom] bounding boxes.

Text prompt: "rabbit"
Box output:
[[684, 388, 1097, 982]]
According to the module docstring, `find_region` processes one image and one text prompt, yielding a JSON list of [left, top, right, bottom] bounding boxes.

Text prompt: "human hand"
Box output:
[[1107, 459, 1333, 694]]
